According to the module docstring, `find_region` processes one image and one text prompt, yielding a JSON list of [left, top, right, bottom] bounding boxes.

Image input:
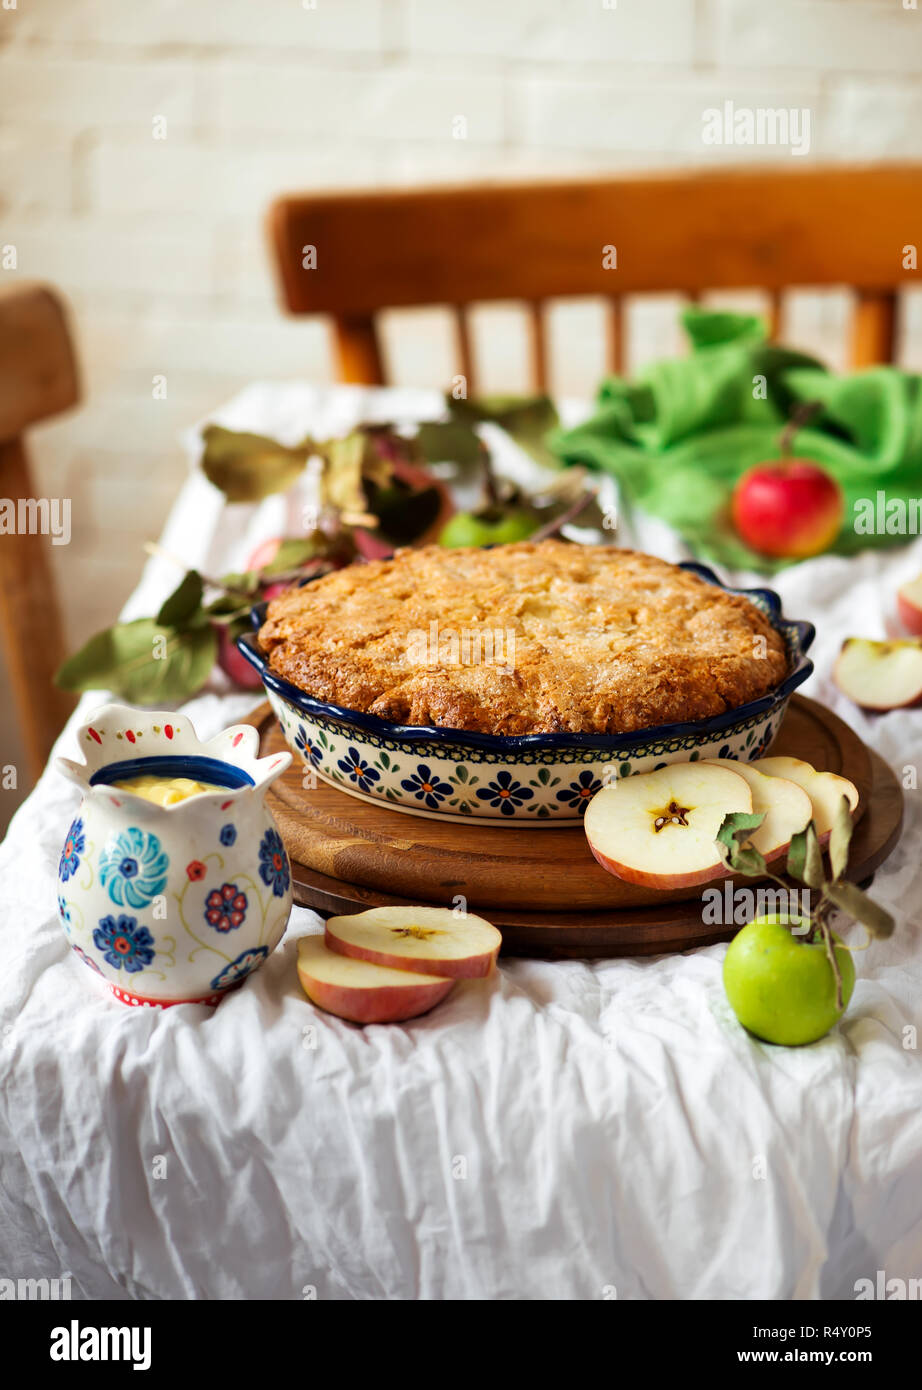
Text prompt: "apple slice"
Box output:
[[297, 936, 454, 1024], [702, 759, 812, 863], [325, 906, 500, 979], [833, 636, 922, 711], [755, 755, 858, 844], [897, 576, 922, 637], [584, 762, 752, 889]]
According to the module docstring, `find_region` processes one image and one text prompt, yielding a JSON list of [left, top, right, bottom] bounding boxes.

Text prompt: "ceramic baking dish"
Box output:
[[237, 561, 815, 824]]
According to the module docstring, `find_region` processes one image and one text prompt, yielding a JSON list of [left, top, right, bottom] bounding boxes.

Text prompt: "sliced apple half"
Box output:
[[297, 936, 454, 1024], [584, 762, 752, 889], [897, 576, 922, 637], [833, 636, 922, 712], [756, 755, 859, 843], [325, 905, 500, 979], [701, 759, 812, 863]]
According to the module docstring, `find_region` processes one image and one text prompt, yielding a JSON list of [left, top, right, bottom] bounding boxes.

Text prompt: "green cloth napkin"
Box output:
[[550, 308, 922, 570]]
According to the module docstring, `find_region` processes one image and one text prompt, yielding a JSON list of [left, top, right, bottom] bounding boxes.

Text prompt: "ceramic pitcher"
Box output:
[[55, 704, 293, 1008]]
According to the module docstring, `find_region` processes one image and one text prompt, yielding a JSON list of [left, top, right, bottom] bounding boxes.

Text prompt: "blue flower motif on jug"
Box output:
[[99, 827, 169, 909], [58, 817, 85, 883], [258, 828, 290, 898], [93, 914, 156, 973], [211, 945, 269, 992]]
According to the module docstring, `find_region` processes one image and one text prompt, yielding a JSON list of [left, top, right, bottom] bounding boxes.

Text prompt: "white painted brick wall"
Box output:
[[714, 0, 922, 73], [511, 74, 825, 156], [405, 0, 697, 65], [1, 0, 922, 809]]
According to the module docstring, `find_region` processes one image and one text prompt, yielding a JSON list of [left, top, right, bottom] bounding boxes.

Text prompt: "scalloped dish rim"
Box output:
[[237, 560, 816, 754]]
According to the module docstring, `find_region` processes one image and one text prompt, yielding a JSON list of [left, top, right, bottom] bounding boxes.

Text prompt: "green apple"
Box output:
[[723, 914, 855, 1046], [438, 506, 537, 549]]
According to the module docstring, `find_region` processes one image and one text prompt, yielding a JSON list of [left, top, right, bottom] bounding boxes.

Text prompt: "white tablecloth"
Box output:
[[1, 383, 920, 1300]]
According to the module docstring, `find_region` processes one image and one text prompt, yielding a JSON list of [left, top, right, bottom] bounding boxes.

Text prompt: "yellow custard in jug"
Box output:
[[114, 774, 226, 806]]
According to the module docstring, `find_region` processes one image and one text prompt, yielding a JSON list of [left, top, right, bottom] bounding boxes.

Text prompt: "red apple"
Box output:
[[215, 621, 263, 689], [242, 537, 295, 601], [354, 457, 455, 559], [731, 459, 843, 559], [897, 576, 922, 636], [353, 529, 396, 561], [247, 537, 285, 572]]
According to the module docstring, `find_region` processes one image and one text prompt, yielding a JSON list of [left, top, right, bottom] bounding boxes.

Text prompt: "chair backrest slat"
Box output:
[[851, 290, 897, 368], [527, 301, 548, 393], [333, 312, 385, 386], [766, 291, 783, 343], [606, 298, 626, 377], [453, 305, 476, 397], [268, 165, 922, 386]]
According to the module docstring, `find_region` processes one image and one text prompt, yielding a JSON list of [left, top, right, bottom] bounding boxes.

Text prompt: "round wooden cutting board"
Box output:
[[246, 696, 903, 958]]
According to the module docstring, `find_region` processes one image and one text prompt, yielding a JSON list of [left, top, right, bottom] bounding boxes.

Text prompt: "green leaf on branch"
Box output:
[[446, 393, 561, 469], [825, 881, 895, 939], [54, 618, 217, 703], [786, 822, 825, 889], [415, 421, 483, 468], [715, 810, 768, 877], [320, 432, 366, 515], [211, 571, 261, 602], [156, 569, 204, 627], [260, 537, 325, 575], [206, 594, 253, 622], [828, 796, 854, 884], [200, 424, 308, 502]]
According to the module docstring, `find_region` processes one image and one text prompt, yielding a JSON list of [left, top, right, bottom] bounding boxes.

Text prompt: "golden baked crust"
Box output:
[[258, 540, 789, 736]]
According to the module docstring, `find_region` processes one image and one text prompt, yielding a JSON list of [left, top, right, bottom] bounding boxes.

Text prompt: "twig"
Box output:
[[479, 440, 501, 507], [528, 488, 596, 544], [779, 399, 824, 458]]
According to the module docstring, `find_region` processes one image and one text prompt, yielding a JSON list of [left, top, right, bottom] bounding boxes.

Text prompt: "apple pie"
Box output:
[[257, 540, 789, 736]]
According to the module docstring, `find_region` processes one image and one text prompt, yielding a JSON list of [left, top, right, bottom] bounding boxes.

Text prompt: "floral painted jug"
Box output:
[[55, 704, 293, 1007]]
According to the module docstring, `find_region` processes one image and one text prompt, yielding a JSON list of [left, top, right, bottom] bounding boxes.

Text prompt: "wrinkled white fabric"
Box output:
[[1, 384, 920, 1301]]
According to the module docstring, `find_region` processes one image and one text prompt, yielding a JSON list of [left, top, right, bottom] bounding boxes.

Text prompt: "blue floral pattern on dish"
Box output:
[[99, 827, 169, 909], [93, 914, 156, 973], [475, 771, 534, 816], [58, 817, 85, 883], [400, 764, 453, 809], [211, 945, 269, 992], [295, 723, 322, 767], [337, 746, 381, 791], [258, 828, 290, 898], [555, 770, 602, 815]]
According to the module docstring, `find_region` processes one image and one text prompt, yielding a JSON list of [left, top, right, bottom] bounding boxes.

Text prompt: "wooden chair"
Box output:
[[268, 164, 922, 389], [0, 283, 79, 779]]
